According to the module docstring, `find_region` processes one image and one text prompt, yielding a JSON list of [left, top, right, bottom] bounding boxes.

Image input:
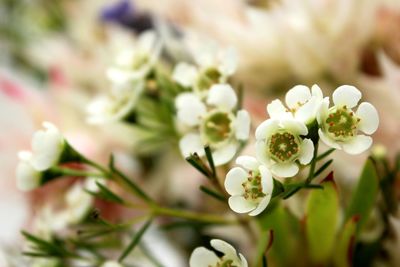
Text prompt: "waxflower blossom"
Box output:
[[225, 156, 273, 216], [317, 85, 379, 154], [172, 43, 237, 95], [106, 30, 162, 85], [176, 84, 250, 166], [190, 239, 248, 267], [16, 151, 42, 191], [255, 118, 314, 178]]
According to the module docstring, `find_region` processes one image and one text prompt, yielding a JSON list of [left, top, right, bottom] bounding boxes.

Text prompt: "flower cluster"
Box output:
[[225, 84, 379, 216]]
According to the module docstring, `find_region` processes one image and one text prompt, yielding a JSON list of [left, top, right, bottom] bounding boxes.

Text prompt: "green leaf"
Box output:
[[85, 182, 124, 204], [199, 185, 226, 202], [333, 216, 359, 267], [118, 218, 153, 263], [316, 148, 335, 162], [254, 230, 273, 267], [345, 158, 379, 232], [204, 146, 216, 177], [313, 159, 333, 178], [186, 153, 212, 178], [305, 172, 339, 263]]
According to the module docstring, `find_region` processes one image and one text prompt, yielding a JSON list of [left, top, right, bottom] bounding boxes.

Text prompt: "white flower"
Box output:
[[106, 30, 162, 85], [63, 182, 93, 224], [176, 84, 250, 166], [16, 151, 41, 191], [225, 156, 273, 216], [87, 80, 145, 124], [190, 239, 248, 267], [317, 85, 379, 154], [101, 261, 124, 267], [172, 44, 237, 94], [28, 122, 64, 171], [267, 84, 323, 124], [255, 118, 314, 178]]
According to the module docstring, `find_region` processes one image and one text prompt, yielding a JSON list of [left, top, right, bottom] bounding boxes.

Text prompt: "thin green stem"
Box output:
[[306, 142, 319, 184], [52, 167, 105, 178]]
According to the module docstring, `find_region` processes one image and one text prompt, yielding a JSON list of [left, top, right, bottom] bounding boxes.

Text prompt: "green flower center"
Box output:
[[131, 53, 149, 70], [213, 259, 238, 267], [325, 106, 359, 141], [267, 131, 300, 163], [201, 111, 233, 145], [196, 68, 221, 91], [241, 171, 266, 201]]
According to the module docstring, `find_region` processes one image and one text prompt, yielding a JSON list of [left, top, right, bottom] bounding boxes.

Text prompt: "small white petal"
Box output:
[[267, 100, 290, 119], [235, 110, 251, 140], [270, 163, 299, 178], [228, 196, 257, 213], [218, 47, 238, 76], [225, 167, 247, 195], [213, 143, 238, 166], [175, 93, 206, 127], [16, 161, 41, 191], [259, 165, 273, 194], [285, 85, 311, 109], [101, 261, 124, 267], [255, 140, 272, 166], [189, 247, 219, 267], [207, 84, 237, 110], [298, 139, 314, 165], [280, 119, 308, 136], [249, 195, 271, 216], [311, 84, 323, 99], [179, 133, 205, 158], [332, 85, 361, 108], [316, 97, 330, 125], [172, 62, 198, 87], [255, 119, 279, 140], [318, 129, 341, 149], [236, 156, 259, 170], [294, 97, 319, 123], [211, 239, 238, 260], [342, 135, 372, 155], [194, 41, 219, 67], [356, 102, 379, 135], [137, 30, 158, 52], [239, 253, 249, 267]]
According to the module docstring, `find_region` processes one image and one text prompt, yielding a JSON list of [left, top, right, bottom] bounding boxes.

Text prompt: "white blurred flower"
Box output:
[[317, 85, 379, 154], [176, 84, 250, 166], [172, 43, 237, 95], [16, 151, 41, 191], [190, 239, 248, 267], [63, 182, 94, 225], [106, 30, 162, 85], [101, 261, 124, 267], [225, 156, 273, 216], [255, 118, 314, 178], [30, 122, 64, 171], [87, 80, 145, 124]]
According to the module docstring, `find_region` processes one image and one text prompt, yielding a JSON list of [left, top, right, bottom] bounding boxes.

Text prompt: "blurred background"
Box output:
[[1, 0, 400, 266]]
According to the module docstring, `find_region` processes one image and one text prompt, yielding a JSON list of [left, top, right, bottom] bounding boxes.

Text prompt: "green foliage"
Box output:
[[333, 216, 359, 267], [345, 158, 379, 233], [305, 173, 339, 263], [85, 181, 125, 204]]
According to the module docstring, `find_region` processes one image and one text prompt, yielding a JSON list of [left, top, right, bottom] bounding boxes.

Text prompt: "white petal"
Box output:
[[285, 85, 311, 109], [311, 84, 323, 99], [255, 119, 279, 140], [228, 196, 257, 213], [342, 135, 372, 155], [194, 41, 218, 67], [280, 119, 308, 136], [236, 156, 259, 170], [189, 247, 219, 267], [172, 62, 198, 87], [298, 139, 314, 165], [175, 93, 206, 127], [239, 253, 249, 267], [179, 134, 205, 158], [316, 97, 329, 125], [218, 47, 238, 76], [249, 195, 271, 216], [101, 261, 124, 267], [270, 163, 299, 178], [235, 110, 251, 140], [267, 100, 290, 119], [16, 161, 41, 191], [255, 140, 272, 166], [211, 239, 238, 260], [207, 84, 237, 110], [259, 165, 273, 194], [31, 124, 64, 171], [225, 167, 247, 195], [332, 85, 361, 108], [318, 129, 341, 149], [213, 143, 238, 166], [356, 102, 379, 135], [137, 30, 158, 52], [294, 97, 319, 124]]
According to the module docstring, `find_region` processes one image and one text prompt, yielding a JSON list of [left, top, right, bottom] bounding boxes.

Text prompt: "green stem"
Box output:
[[306, 142, 319, 184], [52, 167, 105, 178], [153, 206, 237, 225]]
